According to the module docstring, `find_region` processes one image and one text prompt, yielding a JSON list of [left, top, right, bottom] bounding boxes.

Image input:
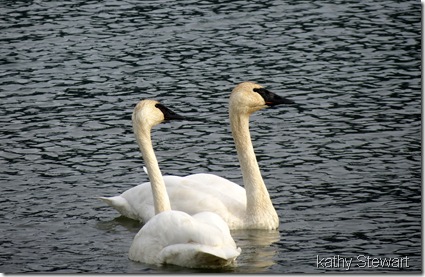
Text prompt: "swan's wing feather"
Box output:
[[100, 174, 247, 228], [159, 244, 241, 268], [166, 174, 246, 228], [183, 173, 245, 197], [128, 210, 241, 268]]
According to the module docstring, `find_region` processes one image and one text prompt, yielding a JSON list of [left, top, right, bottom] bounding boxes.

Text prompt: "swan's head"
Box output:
[[229, 82, 294, 115], [132, 99, 184, 131]]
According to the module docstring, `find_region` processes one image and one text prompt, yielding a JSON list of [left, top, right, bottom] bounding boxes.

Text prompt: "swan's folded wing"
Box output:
[[165, 175, 247, 228], [159, 244, 241, 268], [183, 173, 246, 198], [128, 210, 241, 268], [100, 174, 247, 228]]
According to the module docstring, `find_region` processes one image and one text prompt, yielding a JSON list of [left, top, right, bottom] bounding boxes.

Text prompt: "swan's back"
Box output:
[[128, 210, 241, 268], [100, 173, 247, 229]]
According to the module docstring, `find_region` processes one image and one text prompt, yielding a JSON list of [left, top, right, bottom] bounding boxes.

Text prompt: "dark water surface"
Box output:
[[0, 0, 421, 273]]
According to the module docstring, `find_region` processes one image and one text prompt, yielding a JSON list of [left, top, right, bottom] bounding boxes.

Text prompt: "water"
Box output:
[[0, 0, 421, 273]]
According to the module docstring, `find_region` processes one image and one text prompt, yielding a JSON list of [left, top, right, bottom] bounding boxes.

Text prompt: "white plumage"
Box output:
[[129, 210, 241, 268], [125, 99, 240, 268], [100, 174, 246, 228], [100, 82, 294, 230]]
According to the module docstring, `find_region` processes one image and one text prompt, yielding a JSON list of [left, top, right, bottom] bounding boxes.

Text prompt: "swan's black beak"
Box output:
[[155, 103, 186, 121], [254, 88, 294, 106]]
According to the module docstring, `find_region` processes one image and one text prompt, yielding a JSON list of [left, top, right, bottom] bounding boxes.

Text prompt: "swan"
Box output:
[[100, 82, 294, 230], [127, 99, 241, 268]]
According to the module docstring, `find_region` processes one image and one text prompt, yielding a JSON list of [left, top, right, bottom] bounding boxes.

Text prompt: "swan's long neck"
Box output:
[[230, 109, 277, 222], [134, 126, 171, 214]]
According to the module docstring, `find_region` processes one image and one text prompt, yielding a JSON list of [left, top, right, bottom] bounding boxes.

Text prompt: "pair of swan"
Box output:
[[100, 82, 294, 268]]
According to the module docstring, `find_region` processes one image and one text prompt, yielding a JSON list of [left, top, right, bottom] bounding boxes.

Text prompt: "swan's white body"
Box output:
[[100, 82, 293, 230], [126, 100, 240, 268], [101, 173, 247, 229], [129, 210, 240, 268]]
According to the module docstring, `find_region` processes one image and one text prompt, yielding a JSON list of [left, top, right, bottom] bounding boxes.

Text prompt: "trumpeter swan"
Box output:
[[126, 99, 241, 268], [100, 82, 294, 230]]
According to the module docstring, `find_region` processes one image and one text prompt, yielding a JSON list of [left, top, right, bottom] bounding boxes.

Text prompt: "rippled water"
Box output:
[[0, 0, 421, 273]]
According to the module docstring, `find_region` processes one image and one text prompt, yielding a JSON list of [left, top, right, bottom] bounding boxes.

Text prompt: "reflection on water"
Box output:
[[0, 0, 420, 273], [95, 216, 142, 234], [95, 216, 281, 273], [231, 229, 280, 273]]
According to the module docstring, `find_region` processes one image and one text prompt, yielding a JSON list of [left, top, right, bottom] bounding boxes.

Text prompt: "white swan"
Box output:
[[100, 82, 294, 230], [127, 99, 241, 268]]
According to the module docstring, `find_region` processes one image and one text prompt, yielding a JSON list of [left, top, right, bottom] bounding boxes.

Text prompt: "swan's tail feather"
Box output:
[[198, 245, 241, 263], [143, 166, 148, 175], [98, 196, 124, 207], [98, 196, 138, 220], [158, 245, 241, 268]]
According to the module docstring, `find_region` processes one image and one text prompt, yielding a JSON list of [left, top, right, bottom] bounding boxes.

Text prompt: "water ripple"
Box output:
[[0, 0, 420, 273]]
